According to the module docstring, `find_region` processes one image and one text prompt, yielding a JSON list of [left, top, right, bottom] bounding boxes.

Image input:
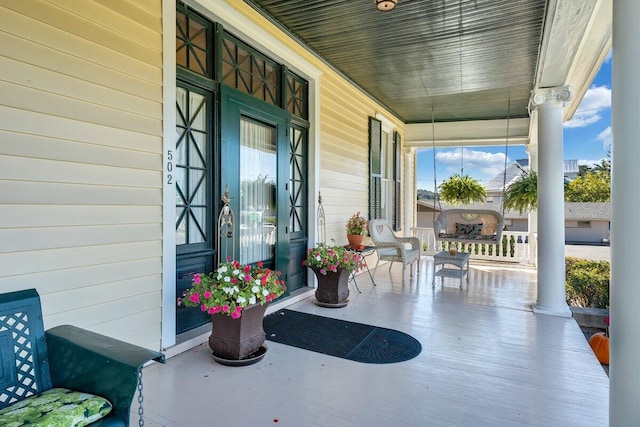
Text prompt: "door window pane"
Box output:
[[176, 86, 209, 245], [240, 118, 277, 264]]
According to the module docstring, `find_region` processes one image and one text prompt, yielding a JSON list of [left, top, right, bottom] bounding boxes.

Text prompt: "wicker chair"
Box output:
[[368, 219, 421, 285]]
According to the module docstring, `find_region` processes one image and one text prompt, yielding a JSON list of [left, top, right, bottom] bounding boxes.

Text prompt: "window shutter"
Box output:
[[369, 117, 382, 220], [393, 131, 402, 231]]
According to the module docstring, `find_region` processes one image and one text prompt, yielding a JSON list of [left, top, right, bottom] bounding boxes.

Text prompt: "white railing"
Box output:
[[411, 227, 534, 265]]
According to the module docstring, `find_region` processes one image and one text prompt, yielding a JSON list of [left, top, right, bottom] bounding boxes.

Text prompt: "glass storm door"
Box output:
[[220, 89, 289, 282]]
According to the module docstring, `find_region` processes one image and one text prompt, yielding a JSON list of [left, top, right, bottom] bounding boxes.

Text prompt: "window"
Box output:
[[577, 220, 591, 228], [369, 116, 401, 230]]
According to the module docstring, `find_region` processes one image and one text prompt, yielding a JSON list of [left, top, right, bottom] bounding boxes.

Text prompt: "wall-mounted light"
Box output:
[[374, 0, 398, 12]]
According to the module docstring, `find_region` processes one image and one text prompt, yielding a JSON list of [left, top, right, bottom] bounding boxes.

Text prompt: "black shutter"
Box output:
[[369, 117, 382, 220], [393, 131, 402, 231]]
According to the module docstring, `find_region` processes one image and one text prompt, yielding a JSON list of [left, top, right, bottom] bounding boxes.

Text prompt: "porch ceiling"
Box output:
[[245, 0, 611, 146]]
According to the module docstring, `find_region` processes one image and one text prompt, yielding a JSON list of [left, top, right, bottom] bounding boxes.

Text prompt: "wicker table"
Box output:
[[433, 251, 470, 289]]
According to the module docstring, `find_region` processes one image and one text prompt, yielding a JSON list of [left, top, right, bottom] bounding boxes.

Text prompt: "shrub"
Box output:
[[565, 257, 610, 309]]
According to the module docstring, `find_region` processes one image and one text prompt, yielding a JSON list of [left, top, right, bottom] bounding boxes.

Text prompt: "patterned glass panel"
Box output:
[[289, 126, 307, 233], [286, 72, 308, 119], [176, 9, 210, 77], [222, 36, 279, 106], [175, 86, 209, 245]]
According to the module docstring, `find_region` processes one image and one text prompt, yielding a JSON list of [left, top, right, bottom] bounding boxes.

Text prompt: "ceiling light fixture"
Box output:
[[374, 0, 398, 12]]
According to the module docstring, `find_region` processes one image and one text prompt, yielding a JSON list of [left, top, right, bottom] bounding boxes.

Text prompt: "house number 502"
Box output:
[[167, 150, 174, 184]]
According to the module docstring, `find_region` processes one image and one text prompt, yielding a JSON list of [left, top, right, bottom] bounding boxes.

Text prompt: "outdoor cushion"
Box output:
[[0, 387, 112, 427]]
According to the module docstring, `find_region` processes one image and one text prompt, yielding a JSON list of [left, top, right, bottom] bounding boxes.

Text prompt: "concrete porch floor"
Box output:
[[134, 257, 609, 426]]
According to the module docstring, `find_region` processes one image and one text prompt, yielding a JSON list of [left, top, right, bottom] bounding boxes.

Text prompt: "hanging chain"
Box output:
[[431, 106, 441, 222], [501, 99, 512, 218], [137, 369, 145, 427]]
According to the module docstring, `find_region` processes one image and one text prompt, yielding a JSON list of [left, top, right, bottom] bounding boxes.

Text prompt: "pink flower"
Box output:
[[203, 291, 211, 299], [188, 292, 200, 303], [193, 274, 201, 285], [200, 304, 207, 311], [222, 305, 230, 313], [213, 306, 222, 313], [244, 274, 251, 281], [244, 265, 251, 274], [208, 307, 216, 314], [231, 278, 238, 284], [231, 311, 241, 319], [320, 268, 326, 275], [257, 261, 264, 267]]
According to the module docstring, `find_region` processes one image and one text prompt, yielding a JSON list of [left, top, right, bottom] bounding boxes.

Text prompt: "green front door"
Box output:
[[220, 88, 290, 286]]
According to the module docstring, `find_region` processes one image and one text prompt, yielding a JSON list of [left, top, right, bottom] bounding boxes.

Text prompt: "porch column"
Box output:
[[611, 0, 640, 424], [404, 147, 416, 237], [526, 144, 538, 266], [530, 87, 572, 317]]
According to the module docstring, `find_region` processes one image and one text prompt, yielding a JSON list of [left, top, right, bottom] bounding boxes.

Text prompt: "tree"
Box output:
[[592, 158, 611, 177], [438, 174, 486, 205], [565, 171, 610, 202], [503, 171, 537, 214]]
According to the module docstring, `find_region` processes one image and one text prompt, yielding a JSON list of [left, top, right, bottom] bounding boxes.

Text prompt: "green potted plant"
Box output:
[[503, 170, 537, 214], [345, 211, 368, 247], [438, 174, 487, 205], [304, 244, 364, 307], [181, 259, 286, 363]]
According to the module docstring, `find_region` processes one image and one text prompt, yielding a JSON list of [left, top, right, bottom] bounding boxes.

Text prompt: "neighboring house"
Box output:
[[416, 200, 611, 244]]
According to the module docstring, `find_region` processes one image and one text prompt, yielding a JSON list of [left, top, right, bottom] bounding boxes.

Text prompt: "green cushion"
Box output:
[[0, 388, 112, 427]]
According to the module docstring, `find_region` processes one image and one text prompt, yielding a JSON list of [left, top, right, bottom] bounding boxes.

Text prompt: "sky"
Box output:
[[416, 52, 612, 191]]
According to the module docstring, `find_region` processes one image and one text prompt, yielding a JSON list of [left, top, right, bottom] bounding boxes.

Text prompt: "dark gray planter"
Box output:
[[208, 303, 268, 360], [310, 266, 350, 307]]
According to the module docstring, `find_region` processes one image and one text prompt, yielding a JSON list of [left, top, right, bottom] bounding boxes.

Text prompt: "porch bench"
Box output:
[[0, 288, 165, 427], [434, 209, 504, 245]]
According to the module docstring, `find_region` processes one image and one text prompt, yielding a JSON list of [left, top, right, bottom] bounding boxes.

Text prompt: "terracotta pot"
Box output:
[[310, 266, 350, 306], [347, 234, 364, 247], [208, 303, 268, 360]]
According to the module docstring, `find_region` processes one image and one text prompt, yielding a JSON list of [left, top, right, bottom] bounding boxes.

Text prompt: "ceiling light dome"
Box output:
[[374, 0, 398, 12]]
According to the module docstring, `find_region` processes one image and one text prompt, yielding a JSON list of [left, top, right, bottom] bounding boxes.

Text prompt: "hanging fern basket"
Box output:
[[438, 174, 487, 205], [503, 171, 538, 214]]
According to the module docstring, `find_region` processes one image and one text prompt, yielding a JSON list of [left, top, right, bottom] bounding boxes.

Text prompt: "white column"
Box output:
[[526, 144, 538, 266], [530, 87, 572, 317], [611, 0, 640, 424], [404, 148, 416, 237]]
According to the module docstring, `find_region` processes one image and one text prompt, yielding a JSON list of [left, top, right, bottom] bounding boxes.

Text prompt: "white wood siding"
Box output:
[[0, 0, 163, 350], [319, 67, 405, 243]]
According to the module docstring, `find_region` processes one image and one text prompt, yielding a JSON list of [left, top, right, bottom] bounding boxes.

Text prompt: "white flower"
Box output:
[[315, 255, 321, 261], [262, 289, 269, 296], [224, 276, 231, 282], [251, 285, 260, 293], [254, 279, 261, 286], [249, 296, 256, 305], [223, 286, 233, 294], [233, 269, 240, 276], [233, 286, 240, 293], [218, 266, 228, 273], [237, 296, 246, 304]]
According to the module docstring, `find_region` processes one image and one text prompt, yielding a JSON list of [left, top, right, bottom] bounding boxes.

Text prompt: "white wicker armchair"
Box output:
[[368, 219, 421, 285]]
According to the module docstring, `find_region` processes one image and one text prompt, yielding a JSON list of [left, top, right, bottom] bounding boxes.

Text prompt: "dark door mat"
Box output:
[[264, 309, 421, 364]]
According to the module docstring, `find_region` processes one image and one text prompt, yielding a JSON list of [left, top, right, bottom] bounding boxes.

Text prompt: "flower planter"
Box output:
[[347, 234, 364, 247], [310, 266, 350, 307], [208, 303, 269, 362]]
